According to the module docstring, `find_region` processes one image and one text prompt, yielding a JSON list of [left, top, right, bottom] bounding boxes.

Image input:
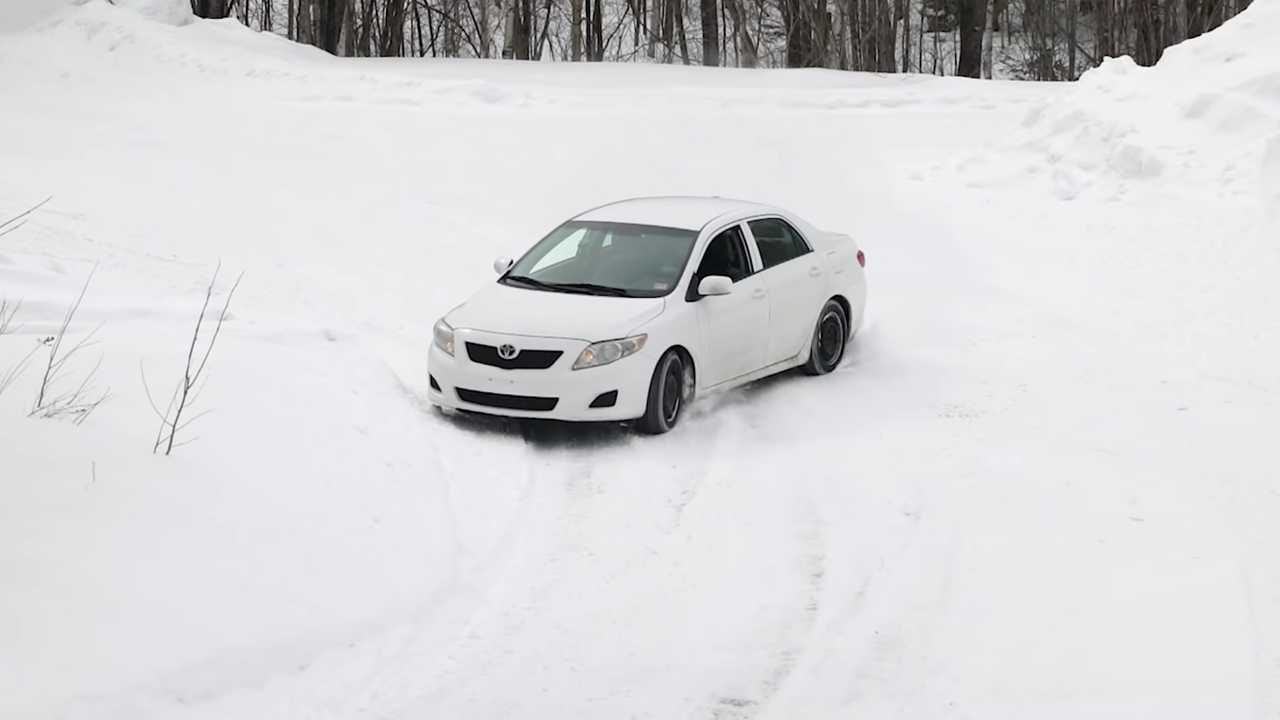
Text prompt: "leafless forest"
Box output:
[[189, 0, 1249, 79]]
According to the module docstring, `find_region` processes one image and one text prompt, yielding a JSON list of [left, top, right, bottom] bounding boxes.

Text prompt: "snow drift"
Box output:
[[1016, 0, 1280, 207], [2, 2, 1278, 719]]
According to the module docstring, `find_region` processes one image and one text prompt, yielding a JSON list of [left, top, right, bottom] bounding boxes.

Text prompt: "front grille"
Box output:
[[456, 388, 559, 412], [466, 342, 563, 370]]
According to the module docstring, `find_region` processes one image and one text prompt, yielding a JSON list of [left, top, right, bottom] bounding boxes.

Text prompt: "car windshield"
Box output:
[[502, 220, 697, 298]]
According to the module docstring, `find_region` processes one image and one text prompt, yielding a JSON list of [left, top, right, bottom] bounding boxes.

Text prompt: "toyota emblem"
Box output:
[[497, 343, 519, 360]]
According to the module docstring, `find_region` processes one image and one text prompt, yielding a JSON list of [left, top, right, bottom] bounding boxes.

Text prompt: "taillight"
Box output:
[[856, 250, 866, 268]]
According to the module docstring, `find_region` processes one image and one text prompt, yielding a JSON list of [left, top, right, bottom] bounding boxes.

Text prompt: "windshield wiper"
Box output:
[[545, 282, 634, 297], [503, 276, 634, 297], [503, 274, 564, 292]]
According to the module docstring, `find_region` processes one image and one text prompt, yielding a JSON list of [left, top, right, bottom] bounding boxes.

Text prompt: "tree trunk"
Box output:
[[901, 0, 910, 72], [535, 0, 554, 58], [342, 0, 356, 55], [662, 0, 675, 60], [592, 0, 604, 59], [917, 0, 924, 71], [192, 0, 233, 19], [1067, 0, 1077, 76], [956, 0, 985, 77], [836, 0, 850, 68], [722, 0, 756, 66], [981, 0, 993, 77], [674, 0, 691, 63], [635, 0, 643, 51], [358, 0, 373, 55], [442, 0, 457, 55], [700, 0, 719, 64], [307, 0, 346, 54], [571, 0, 584, 59], [649, 0, 661, 57], [876, 0, 895, 71], [297, 0, 315, 45], [847, 0, 858, 69], [378, 0, 404, 55], [1133, 0, 1163, 65], [412, 0, 425, 55], [509, 0, 531, 59], [991, 0, 1007, 29]]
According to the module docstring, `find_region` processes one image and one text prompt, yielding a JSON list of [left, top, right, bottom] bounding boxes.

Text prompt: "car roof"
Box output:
[[572, 196, 782, 232]]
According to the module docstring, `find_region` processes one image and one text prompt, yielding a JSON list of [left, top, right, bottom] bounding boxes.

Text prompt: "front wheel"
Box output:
[[637, 349, 690, 434], [803, 300, 848, 376]]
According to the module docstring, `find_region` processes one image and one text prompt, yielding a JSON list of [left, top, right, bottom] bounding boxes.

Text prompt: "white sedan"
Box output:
[[428, 196, 867, 433]]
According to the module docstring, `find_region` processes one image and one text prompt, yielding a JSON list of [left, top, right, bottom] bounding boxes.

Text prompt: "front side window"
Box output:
[[503, 221, 697, 298], [748, 217, 810, 270], [695, 226, 752, 283]]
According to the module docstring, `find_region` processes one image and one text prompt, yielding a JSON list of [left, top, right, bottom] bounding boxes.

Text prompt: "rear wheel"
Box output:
[[638, 349, 689, 434], [803, 300, 848, 376]]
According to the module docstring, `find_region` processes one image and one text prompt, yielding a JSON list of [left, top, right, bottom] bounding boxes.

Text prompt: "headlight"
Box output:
[[433, 318, 455, 356], [573, 334, 647, 370]]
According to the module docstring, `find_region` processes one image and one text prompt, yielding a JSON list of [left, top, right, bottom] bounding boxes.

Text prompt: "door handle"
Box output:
[[808, 267, 822, 278], [751, 288, 767, 300]]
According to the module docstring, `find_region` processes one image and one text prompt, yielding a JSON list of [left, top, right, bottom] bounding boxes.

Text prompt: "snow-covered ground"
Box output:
[[2, 1, 1278, 718]]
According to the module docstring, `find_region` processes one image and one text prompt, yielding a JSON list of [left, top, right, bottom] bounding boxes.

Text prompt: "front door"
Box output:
[[692, 224, 768, 387]]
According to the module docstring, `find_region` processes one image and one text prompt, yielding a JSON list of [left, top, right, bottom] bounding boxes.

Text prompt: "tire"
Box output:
[[803, 299, 848, 376], [637, 349, 689, 434]]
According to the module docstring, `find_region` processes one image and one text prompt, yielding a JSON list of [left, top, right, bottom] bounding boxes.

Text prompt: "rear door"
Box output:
[[691, 224, 769, 387], [745, 217, 827, 365]]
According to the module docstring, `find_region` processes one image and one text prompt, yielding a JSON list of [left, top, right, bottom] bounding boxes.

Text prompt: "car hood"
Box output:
[[445, 282, 666, 341]]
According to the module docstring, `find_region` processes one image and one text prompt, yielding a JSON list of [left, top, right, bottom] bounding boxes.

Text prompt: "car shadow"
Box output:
[[433, 407, 635, 451]]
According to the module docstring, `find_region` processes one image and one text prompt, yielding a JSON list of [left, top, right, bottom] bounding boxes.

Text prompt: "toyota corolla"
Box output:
[[428, 196, 867, 433]]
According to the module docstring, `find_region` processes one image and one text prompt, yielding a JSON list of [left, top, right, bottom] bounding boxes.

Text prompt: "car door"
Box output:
[[745, 217, 827, 366], [690, 224, 768, 387]]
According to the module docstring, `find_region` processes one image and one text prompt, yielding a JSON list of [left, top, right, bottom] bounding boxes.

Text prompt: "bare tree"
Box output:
[[723, 0, 757, 66], [30, 268, 109, 425], [225, 0, 1251, 71], [0, 298, 20, 336], [957, 0, 986, 76], [0, 196, 51, 239], [700, 0, 720, 64], [144, 264, 243, 456]]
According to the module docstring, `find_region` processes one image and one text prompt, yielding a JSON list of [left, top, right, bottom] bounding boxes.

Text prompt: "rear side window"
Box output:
[[748, 218, 810, 269], [695, 226, 752, 283]]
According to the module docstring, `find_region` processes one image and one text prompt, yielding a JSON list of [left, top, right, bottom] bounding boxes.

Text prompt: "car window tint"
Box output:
[[748, 218, 810, 270], [695, 226, 751, 282]]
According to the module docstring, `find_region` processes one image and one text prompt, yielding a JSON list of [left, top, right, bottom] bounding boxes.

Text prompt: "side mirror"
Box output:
[[697, 275, 734, 297], [493, 256, 514, 275]]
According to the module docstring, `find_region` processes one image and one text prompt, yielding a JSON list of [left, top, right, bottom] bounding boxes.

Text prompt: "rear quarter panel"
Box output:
[[812, 230, 867, 334]]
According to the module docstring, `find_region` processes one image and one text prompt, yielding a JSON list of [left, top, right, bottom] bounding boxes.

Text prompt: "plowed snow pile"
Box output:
[[1016, 0, 1280, 207], [1, 2, 1278, 719]]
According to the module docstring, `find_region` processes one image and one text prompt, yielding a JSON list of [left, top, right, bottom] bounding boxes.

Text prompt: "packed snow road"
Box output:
[[2, 1, 1278, 718]]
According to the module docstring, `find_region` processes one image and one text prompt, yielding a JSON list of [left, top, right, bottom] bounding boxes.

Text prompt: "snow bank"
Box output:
[[1017, 0, 1280, 205], [0, 0, 69, 33], [109, 0, 194, 26]]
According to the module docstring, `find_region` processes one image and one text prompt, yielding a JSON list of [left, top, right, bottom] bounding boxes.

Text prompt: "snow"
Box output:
[[2, 1, 1278, 718]]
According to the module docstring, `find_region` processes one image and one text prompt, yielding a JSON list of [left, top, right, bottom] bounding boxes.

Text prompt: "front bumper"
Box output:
[[427, 328, 653, 422]]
